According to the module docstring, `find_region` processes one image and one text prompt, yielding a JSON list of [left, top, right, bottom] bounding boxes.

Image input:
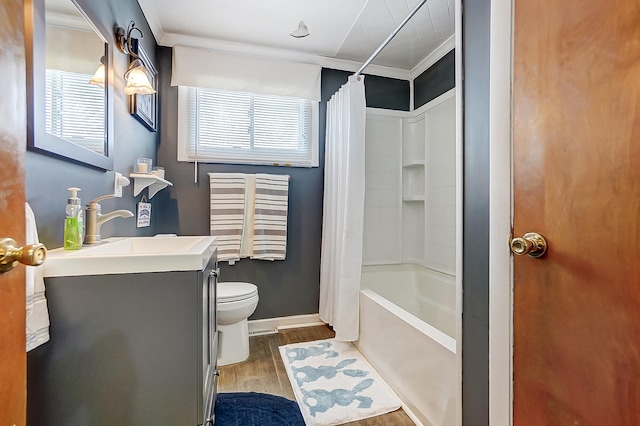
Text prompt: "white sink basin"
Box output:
[[43, 236, 217, 277]]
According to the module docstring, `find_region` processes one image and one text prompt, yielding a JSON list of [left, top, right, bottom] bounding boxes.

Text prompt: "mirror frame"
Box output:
[[25, 0, 114, 171]]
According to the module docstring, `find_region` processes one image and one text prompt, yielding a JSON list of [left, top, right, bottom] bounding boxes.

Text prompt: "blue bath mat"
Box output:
[[279, 339, 402, 425], [214, 392, 305, 425]]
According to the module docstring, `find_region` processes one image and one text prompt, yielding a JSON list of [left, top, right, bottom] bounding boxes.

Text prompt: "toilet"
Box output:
[[216, 282, 259, 366]]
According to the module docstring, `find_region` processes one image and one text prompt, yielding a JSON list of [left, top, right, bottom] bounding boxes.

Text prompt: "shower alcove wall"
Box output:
[[359, 88, 457, 424], [363, 88, 456, 272]]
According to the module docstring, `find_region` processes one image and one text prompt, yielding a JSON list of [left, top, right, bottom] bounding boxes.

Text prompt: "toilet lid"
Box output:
[[217, 282, 258, 302]]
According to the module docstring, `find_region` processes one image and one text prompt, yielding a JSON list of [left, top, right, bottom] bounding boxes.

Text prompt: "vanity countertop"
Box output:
[[42, 236, 216, 277]]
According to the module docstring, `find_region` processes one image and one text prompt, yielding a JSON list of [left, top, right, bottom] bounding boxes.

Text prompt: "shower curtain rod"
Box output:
[[355, 0, 429, 76]]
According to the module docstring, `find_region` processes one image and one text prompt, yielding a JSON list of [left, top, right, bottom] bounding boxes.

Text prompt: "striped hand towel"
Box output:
[[209, 173, 246, 261], [252, 174, 290, 260]]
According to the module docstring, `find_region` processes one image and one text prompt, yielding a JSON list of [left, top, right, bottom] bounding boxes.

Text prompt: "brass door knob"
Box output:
[[0, 237, 47, 273], [510, 232, 547, 258]]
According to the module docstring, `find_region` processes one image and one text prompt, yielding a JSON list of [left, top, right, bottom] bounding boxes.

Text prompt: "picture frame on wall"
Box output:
[[129, 39, 158, 132]]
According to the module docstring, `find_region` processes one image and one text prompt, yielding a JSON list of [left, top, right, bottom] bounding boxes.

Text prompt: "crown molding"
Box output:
[[410, 34, 455, 79], [136, 0, 165, 43]]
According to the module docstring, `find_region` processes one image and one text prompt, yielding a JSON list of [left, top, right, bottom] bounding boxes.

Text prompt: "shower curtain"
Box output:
[[319, 75, 366, 341]]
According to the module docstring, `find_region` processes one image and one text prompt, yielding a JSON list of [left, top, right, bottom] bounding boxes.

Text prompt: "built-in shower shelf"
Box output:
[[130, 173, 173, 199], [402, 163, 425, 200]]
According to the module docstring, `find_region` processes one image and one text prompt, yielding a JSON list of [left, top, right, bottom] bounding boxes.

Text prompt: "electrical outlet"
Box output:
[[114, 172, 123, 197]]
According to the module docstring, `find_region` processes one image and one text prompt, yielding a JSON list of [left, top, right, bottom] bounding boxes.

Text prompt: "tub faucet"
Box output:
[[84, 194, 134, 245]]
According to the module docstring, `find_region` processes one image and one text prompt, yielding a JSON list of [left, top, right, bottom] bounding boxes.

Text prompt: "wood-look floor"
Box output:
[[217, 325, 415, 426]]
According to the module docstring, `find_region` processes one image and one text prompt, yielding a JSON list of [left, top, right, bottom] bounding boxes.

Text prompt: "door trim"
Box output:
[[489, 0, 514, 424], [454, 0, 463, 424], [454, 0, 464, 426]]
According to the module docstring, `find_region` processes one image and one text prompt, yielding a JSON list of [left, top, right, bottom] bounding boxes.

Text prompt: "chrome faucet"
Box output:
[[84, 194, 134, 245]]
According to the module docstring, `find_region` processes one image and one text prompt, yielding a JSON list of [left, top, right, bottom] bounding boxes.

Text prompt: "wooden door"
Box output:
[[0, 0, 28, 424], [513, 0, 640, 424]]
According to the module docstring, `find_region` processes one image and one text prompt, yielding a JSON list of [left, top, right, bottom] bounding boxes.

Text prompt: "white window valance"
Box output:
[[171, 46, 321, 101]]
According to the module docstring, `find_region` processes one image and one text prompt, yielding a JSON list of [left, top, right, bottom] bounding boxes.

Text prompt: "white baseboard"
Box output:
[[248, 313, 325, 336], [400, 403, 425, 426]]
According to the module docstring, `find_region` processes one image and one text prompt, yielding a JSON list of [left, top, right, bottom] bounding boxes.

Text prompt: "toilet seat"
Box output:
[[218, 282, 258, 303]]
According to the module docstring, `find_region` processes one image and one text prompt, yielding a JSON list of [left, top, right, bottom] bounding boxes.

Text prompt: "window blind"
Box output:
[[178, 86, 318, 167], [45, 69, 105, 154]]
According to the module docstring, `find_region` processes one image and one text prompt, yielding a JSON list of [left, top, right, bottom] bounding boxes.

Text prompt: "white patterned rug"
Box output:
[[279, 338, 402, 426]]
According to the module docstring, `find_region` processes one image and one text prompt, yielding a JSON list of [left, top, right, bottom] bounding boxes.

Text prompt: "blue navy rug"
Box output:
[[214, 392, 305, 425]]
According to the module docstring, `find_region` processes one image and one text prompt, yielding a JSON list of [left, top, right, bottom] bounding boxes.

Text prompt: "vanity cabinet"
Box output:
[[27, 255, 218, 426]]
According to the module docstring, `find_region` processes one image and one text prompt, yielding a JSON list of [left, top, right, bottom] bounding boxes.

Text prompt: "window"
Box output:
[[45, 69, 106, 154], [177, 86, 318, 167]]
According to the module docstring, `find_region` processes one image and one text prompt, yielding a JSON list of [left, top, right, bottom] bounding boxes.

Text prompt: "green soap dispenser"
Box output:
[[64, 187, 84, 250]]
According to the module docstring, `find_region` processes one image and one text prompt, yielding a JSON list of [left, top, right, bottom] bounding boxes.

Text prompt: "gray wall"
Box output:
[[462, 0, 491, 424], [156, 54, 410, 320], [26, 0, 159, 248], [414, 49, 455, 109], [322, 69, 411, 111]]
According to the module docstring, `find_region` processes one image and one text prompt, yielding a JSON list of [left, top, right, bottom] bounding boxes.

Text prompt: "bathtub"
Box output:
[[356, 264, 457, 426]]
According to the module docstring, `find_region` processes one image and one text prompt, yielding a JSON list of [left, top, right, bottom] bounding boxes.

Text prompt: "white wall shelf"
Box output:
[[402, 164, 425, 200], [130, 173, 173, 199]]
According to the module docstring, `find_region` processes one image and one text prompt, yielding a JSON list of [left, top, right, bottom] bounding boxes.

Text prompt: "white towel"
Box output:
[[252, 174, 290, 260], [209, 173, 246, 262], [25, 202, 50, 351]]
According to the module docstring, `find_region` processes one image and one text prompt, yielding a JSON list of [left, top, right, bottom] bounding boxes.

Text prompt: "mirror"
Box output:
[[26, 0, 114, 170]]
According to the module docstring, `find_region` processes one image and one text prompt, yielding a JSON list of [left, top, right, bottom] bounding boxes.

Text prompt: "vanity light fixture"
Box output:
[[123, 59, 156, 95], [88, 56, 106, 88], [114, 21, 156, 95]]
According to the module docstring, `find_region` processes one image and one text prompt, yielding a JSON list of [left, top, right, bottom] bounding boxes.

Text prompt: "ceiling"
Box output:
[[138, 0, 455, 73]]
